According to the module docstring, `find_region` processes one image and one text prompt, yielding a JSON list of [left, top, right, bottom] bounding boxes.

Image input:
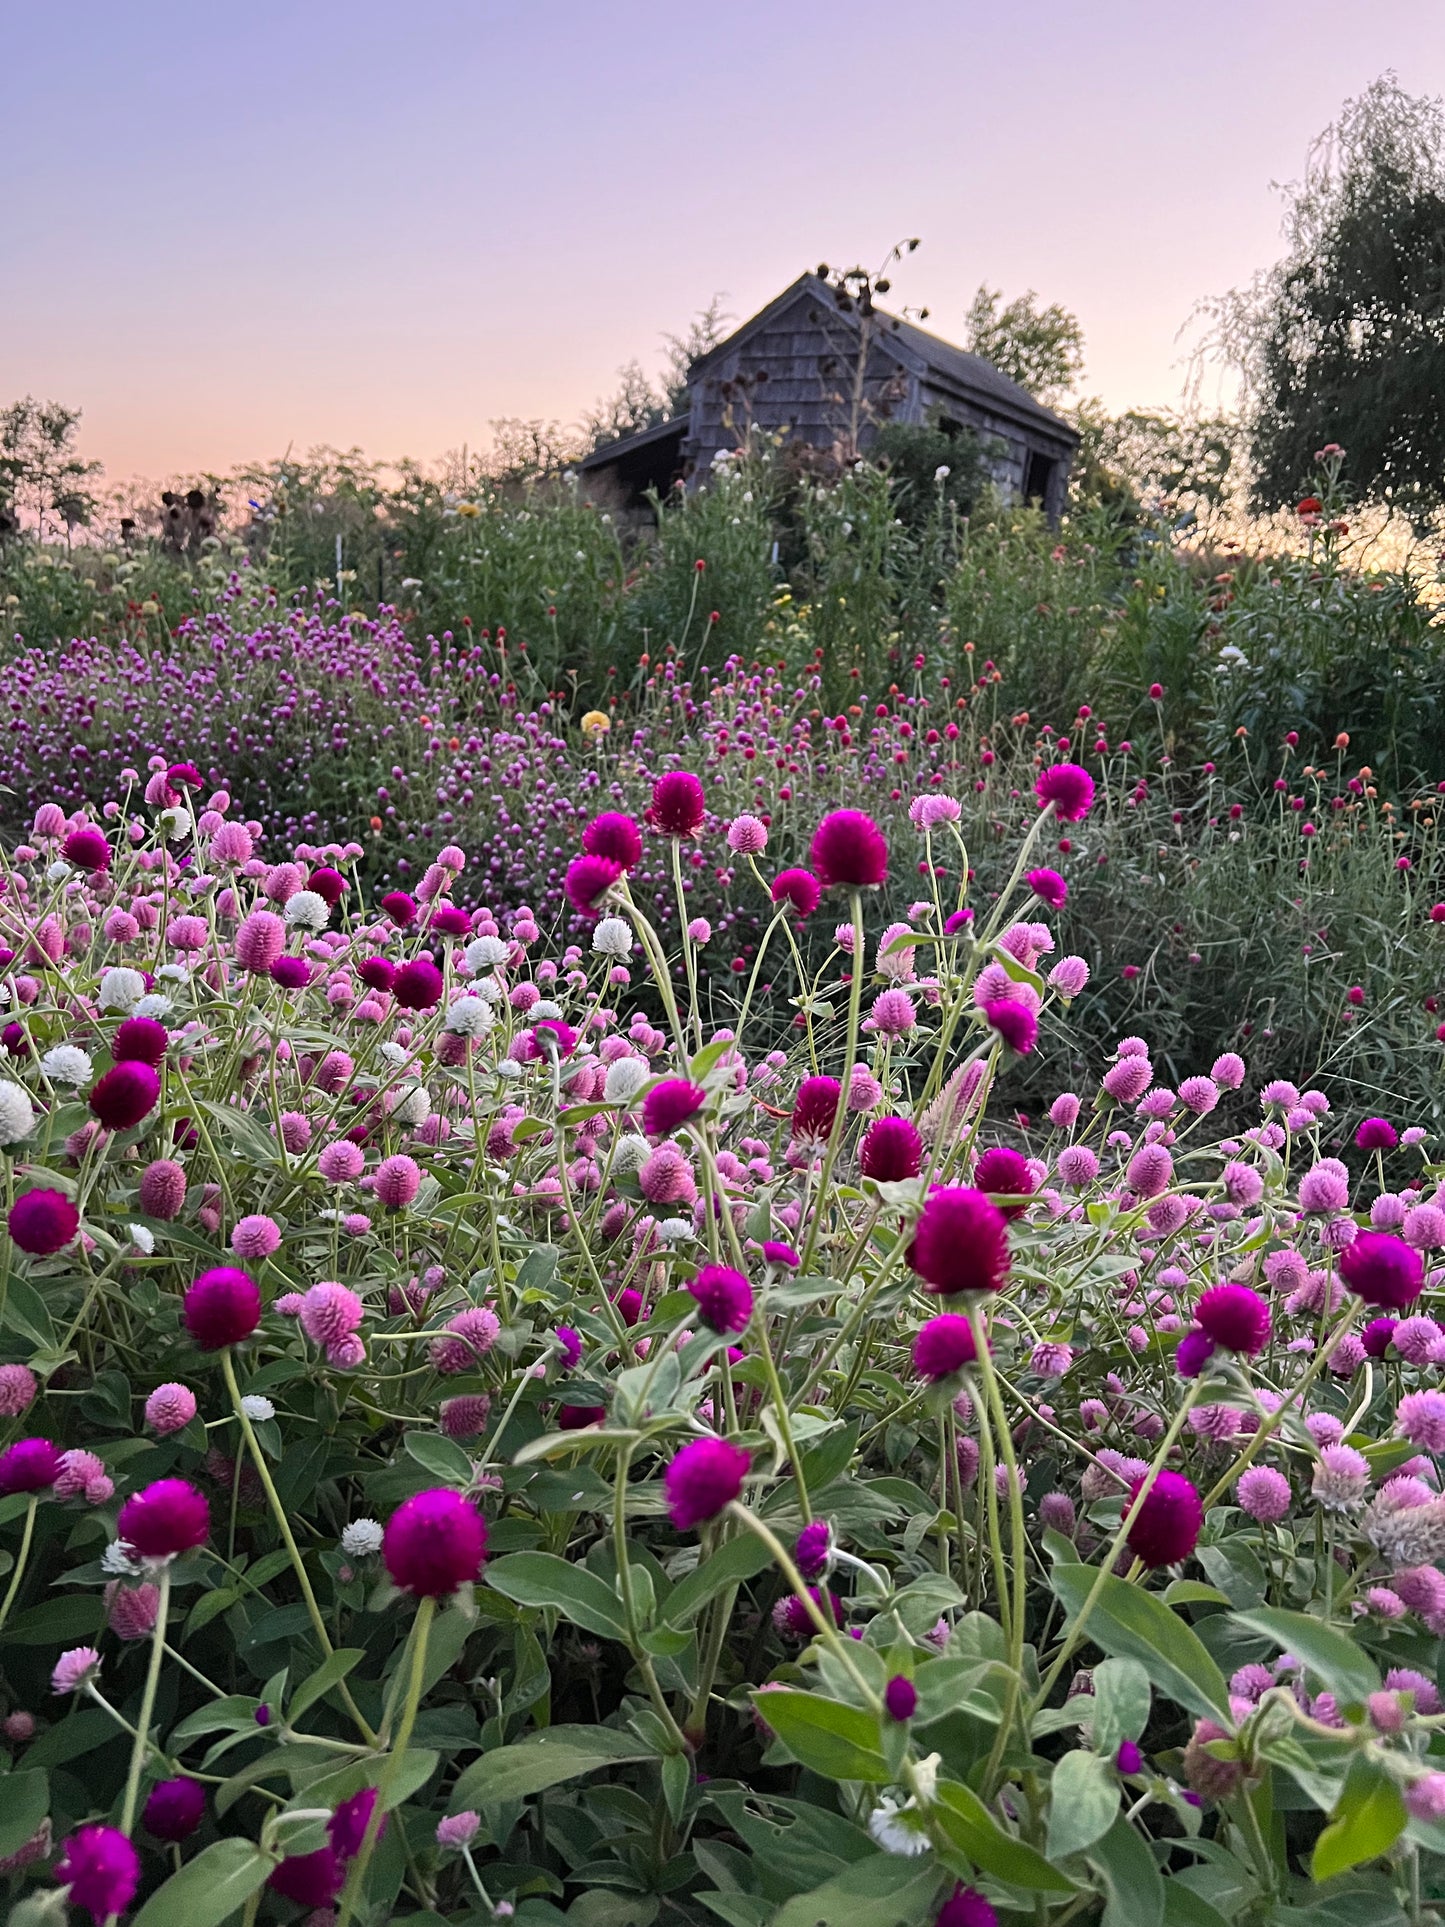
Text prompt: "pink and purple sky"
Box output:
[[6, 1, 1444, 481]]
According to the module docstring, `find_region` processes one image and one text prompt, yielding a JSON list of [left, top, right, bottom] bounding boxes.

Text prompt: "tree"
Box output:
[[0, 398, 102, 543], [1206, 76, 1445, 526], [579, 298, 733, 455], [963, 287, 1085, 407]]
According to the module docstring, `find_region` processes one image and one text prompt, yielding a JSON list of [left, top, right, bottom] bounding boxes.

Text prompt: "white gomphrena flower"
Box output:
[[445, 997, 495, 1038], [531, 999, 563, 1022], [155, 964, 190, 985], [159, 805, 192, 841], [867, 1797, 931, 1857], [101, 1541, 135, 1576], [465, 935, 509, 972], [496, 1059, 522, 1081], [612, 1133, 651, 1174], [341, 1518, 384, 1557], [41, 1045, 94, 1088], [658, 1217, 694, 1242], [46, 860, 71, 884], [99, 966, 145, 1013], [133, 994, 172, 1020], [284, 889, 330, 931], [393, 1084, 431, 1127], [379, 1041, 410, 1067], [129, 1224, 155, 1255], [0, 1083, 35, 1146], [592, 916, 633, 958], [240, 1394, 275, 1422], [469, 973, 503, 1004], [603, 1057, 650, 1105]]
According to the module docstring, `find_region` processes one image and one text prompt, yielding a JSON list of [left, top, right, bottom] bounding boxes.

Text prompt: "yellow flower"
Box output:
[[580, 711, 611, 738], [456, 501, 481, 519]]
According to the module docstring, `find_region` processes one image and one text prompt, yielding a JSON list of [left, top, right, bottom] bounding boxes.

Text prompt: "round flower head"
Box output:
[[383, 1487, 487, 1596], [809, 809, 888, 889], [0, 1363, 37, 1417], [984, 999, 1037, 1055], [650, 771, 706, 838], [792, 1076, 841, 1143], [688, 1265, 754, 1335], [55, 1824, 139, 1924], [565, 853, 623, 917], [1126, 1143, 1173, 1198], [235, 909, 286, 974], [1396, 1390, 1445, 1454], [869, 988, 916, 1036], [393, 958, 443, 1010], [62, 825, 111, 873], [268, 1848, 344, 1908], [1126, 1469, 1203, 1567], [118, 1478, 210, 1558], [271, 955, 311, 991], [1196, 1283, 1271, 1356], [937, 1887, 1000, 1927], [972, 1145, 1035, 1220], [1237, 1466, 1291, 1523], [795, 1518, 833, 1579], [771, 868, 821, 917], [184, 1267, 261, 1349], [1035, 762, 1095, 821], [859, 1115, 923, 1182], [0, 1437, 62, 1494], [145, 1382, 196, 1435], [642, 1080, 706, 1138], [664, 1436, 750, 1530], [913, 1313, 981, 1380], [308, 864, 348, 904], [358, 956, 396, 992], [1356, 1116, 1398, 1151], [113, 1015, 168, 1065], [1340, 1231, 1424, 1311], [0, 1082, 35, 1145], [328, 1786, 381, 1861], [89, 1060, 160, 1131], [583, 811, 644, 868], [1298, 1158, 1350, 1214], [1025, 867, 1067, 909], [231, 1214, 281, 1259], [381, 889, 418, 928], [7, 1186, 79, 1256], [908, 1187, 1011, 1297], [318, 1139, 366, 1184], [1175, 1328, 1217, 1378], [375, 1153, 422, 1208], [440, 1394, 492, 1439], [300, 1282, 365, 1352], [139, 1157, 187, 1219], [726, 813, 769, 854], [143, 1777, 206, 1842], [430, 1305, 502, 1373]]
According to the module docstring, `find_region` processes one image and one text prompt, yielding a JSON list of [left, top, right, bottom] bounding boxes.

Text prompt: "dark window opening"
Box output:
[[1023, 449, 1055, 506]]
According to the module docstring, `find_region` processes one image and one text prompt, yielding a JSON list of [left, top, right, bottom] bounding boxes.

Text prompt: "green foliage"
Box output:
[[964, 285, 1086, 406]]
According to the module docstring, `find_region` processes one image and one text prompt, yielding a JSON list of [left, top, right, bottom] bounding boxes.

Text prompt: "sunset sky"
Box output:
[[7, 0, 1445, 484]]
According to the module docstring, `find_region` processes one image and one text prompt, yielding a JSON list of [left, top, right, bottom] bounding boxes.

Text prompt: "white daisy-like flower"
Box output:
[[46, 860, 71, 884], [284, 889, 330, 931], [40, 1045, 94, 1088], [393, 1084, 431, 1127], [603, 1057, 650, 1105], [612, 1133, 652, 1174], [240, 1395, 275, 1422], [592, 916, 633, 958], [101, 1541, 136, 1577], [465, 936, 509, 972], [341, 1518, 385, 1557], [0, 1082, 35, 1146], [866, 1797, 931, 1857], [159, 805, 192, 841], [128, 1223, 155, 1255], [133, 994, 173, 1020], [99, 966, 146, 1013], [445, 997, 496, 1038]]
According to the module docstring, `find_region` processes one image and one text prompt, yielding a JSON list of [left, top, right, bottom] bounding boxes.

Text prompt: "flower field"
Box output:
[[0, 736, 1443, 1927]]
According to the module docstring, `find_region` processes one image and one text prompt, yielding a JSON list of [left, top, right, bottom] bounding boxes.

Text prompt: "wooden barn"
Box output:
[[579, 271, 1079, 520]]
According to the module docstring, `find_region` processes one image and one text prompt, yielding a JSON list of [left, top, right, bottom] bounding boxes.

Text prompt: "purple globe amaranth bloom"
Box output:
[[88, 1060, 160, 1130], [909, 1187, 1011, 1297], [688, 1265, 754, 1335], [1196, 1283, 1271, 1356], [184, 1266, 262, 1349], [1175, 1328, 1216, 1378], [1126, 1469, 1203, 1568], [113, 1015, 169, 1064], [118, 1478, 210, 1559], [1025, 867, 1067, 909], [642, 1079, 706, 1137], [381, 889, 418, 928], [795, 1519, 833, 1579], [649, 771, 706, 837], [357, 955, 396, 992], [1115, 1740, 1144, 1775], [62, 824, 112, 873], [1362, 1316, 1399, 1358], [0, 1437, 62, 1495], [143, 1777, 206, 1842], [809, 809, 888, 889], [393, 958, 443, 1010], [554, 1325, 583, 1370], [270, 955, 311, 990], [791, 1075, 841, 1143], [1035, 762, 1095, 821], [913, 1314, 981, 1380], [384, 1488, 487, 1597], [1340, 1231, 1424, 1311], [664, 1437, 749, 1531], [328, 1786, 381, 1860], [984, 999, 1038, 1055], [973, 1145, 1035, 1219], [583, 811, 644, 868], [1237, 1466, 1292, 1523], [564, 853, 622, 917], [859, 1114, 923, 1182], [936, 1885, 1000, 1927], [1356, 1116, 1399, 1151], [7, 1186, 79, 1255], [771, 868, 821, 916], [268, 1848, 344, 1907], [883, 1675, 918, 1721], [762, 1240, 800, 1269], [55, 1824, 140, 1923]]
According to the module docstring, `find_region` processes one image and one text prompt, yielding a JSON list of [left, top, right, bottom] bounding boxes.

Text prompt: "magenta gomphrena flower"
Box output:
[[642, 1080, 706, 1138], [638, 1144, 697, 1205], [436, 1810, 481, 1850], [383, 1487, 487, 1596], [61, 825, 111, 874], [268, 1848, 344, 1907], [1025, 867, 1067, 910], [1126, 1469, 1203, 1567], [440, 1394, 492, 1439], [328, 1786, 380, 1860], [431, 1305, 502, 1374], [114, 1016, 169, 1065], [726, 814, 769, 854], [913, 1313, 981, 1379], [554, 1325, 583, 1370], [771, 867, 822, 917], [1178, 1075, 1220, 1116], [859, 1115, 923, 1182], [89, 1060, 160, 1131], [809, 809, 888, 889], [300, 1282, 365, 1352], [1220, 1161, 1264, 1208], [1356, 1116, 1398, 1151], [7, 1187, 79, 1256], [1057, 1144, 1100, 1188], [235, 909, 286, 974], [1237, 1466, 1291, 1523], [1126, 1143, 1173, 1199], [973, 1145, 1035, 1219], [664, 1437, 750, 1530], [318, 1139, 366, 1184], [142, 1777, 206, 1843], [869, 987, 917, 1036], [1101, 1056, 1152, 1104], [1175, 1328, 1216, 1378], [1298, 1158, 1350, 1215], [1312, 1443, 1370, 1511], [375, 1154, 423, 1209], [984, 999, 1038, 1055], [0, 1438, 61, 1495], [1406, 1774, 1445, 1823], [118, 1478, 210, 1559], [1196, 1283, 1270, 1356], [908, 1188, 1010, 1297], [393, 958, 444, 1010], [1210, 1052, 1246, 1089], [138, 1158, 187, 1219], [795, 1519, 833, 1579], [883, 1675, 918, 1722], [1339, 1231, 1424, 1311], [145, 1382, 196, 1436], [791, 1076, 841, 1144], [582, 811, 644, 868], [1034, 762, 1094, 821], [1396, 1391, 1445, 1454], [936, 1885, 1000, 1927], [184, 1267, 261, 1350], [231, 1214, 281, 1260], [564, 853, 623, 917], [649, 772, 706, 838], [0, 1363, 37, 1418], [1047, 956, 1089, 1000], [688, 1265, 754, 1335], [55, 1824, 140, 1924]]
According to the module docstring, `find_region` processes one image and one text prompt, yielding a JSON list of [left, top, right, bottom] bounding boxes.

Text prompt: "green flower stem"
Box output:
[[969, 1304, 1029, 1795], [335, 1593, 434, 1927], [727, 1503, 881, 1714], [670, 839, 703, 1053], [798, 889, 864, 1278], [0, 1493, 37, 1634], [612, 1444, 689, 1751], [750, 1308, 812, 1526], [221, 1348, 377, 1746], [120, 1564, 171, 1836]]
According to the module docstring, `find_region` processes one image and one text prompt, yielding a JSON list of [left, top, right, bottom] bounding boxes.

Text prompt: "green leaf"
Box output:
[[22, 1709, 117, 1769], [1050, 1566, 1232, 1725], [1163, 1886, 1231, 1927], [403, 1431, 477, 1485], [932, 1780, 1077, 1894], [1046, 1750, 1120, 1861], [1313, 1755, 1406, 1881], [4, 1593, 104, 1644], [1088, 1657, 1152, 1756], [663, 1535, 772, 1626], [1230, 1607, 1380, 1705], [0, 1772, 48, 1861], [772, 1856, 942, 1927], [485, 1552, 628, 1640], [450, 1727, 655, 1808], [1086, 1813, 1164, 1927], [130, 1838, 275, 1927], [753, 1690, 888, 1783], [287, 1650, 366, 1728]]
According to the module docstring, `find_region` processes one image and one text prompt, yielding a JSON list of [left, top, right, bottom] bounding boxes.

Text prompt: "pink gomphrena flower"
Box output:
[[642, 1080, 706, 1138], [1298, 1158, 1351, 1214], [1056, 1145, 1099, 1188], [374, 1154, 422, 1209], [1195, 1284, 1270, 1357], [430, 1306, 502, 1374], [1025, 867, 1067, 910], [1396, 1391, 1445, 1454], [582, 812, 644, 868], [1312, 1444, 1371, 1511], [649, 772, 706, 838], [436, 1811, 481, 1851], [908, 792, 962, 829], [973, 1145, 1035, 1220], [318, 1139, 366, 1184], [117, 1478, 210, 1559], [1178, 1075, 1220, 1115], [0, 1363, 37, 1418], [106, 1580, 160, 1640], [1048, 956, 1089, 999], [1101, 1056, 1153, 1104], [869, 988, 916, 1036], [231, 1214, 281, 1260], [383, 1488, 488, 1596], [7, 1187, 79, 1256], [565, 854, 623, 917], [1035, 762, 1095, 822], [1236, 1466, 1291, 1523], [183, 1268, 262, 1350], [138, 1158, 187, 1219], [1340, 1231, 1425, 1311], [299, 1283, 365, 1357], [859, 1115, 923, 1182], [1405, 1203, 1445, 1251], [664, 1437, 750, 1530], [55, 1449, 113, 1506], [51, 1645, 102, 1696], [847, 1063, 884, 1111], [791, 1077, 841, 1145], [908, 1188, 1010, 1297], [913, 1314, 982, 1380], [235, 909, 286, 974], [1125, 1469, 1203, 1567], [687, 1266, 754, 1336], [439, 1394, 492, 1440], [726, 814, 768, 855], [1220, 1161, 1263, 1207], [771, 868, 822, 917], [89, 1061, 160, 1131], [1126, 1144, 1173, 1198], [145, 1383, 197, 1436], [54, 1825, 140, 1923], [810, 810, 888, 889], [638, 1144, 696, 1205]]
